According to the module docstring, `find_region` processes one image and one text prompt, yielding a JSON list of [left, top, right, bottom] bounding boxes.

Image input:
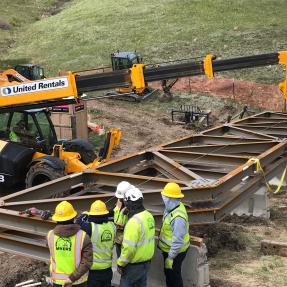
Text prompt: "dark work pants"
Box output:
[[163, 250, 188, 287], [120, 262, 150, 287], [88, 267, 113, 287], [54, 283, 87, 287]]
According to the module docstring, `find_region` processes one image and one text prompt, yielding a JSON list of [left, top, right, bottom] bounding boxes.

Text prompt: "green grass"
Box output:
[[1, 0, 286, 83], [0, 0, 59, 67]]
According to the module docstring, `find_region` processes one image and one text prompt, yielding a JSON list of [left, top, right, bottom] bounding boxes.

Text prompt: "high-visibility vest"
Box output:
[[91, 221, 116, 270], [47, 229, 88, 285], [158, 203, 190, 253], [117, 210, 155, 266], [114, 206, 128, 243]]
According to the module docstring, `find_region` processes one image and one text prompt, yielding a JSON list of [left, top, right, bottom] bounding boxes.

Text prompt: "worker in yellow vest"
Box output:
[[47, 201, 93, 287], [158, 183, 190, 287], [76, 200, 116, 287], [117, 187, 155, 287], [113, 181, 133, 256]]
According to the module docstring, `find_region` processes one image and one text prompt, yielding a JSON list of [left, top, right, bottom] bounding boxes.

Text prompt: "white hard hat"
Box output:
[[115, 181, 133, 199], [124, 187, 143, 202]]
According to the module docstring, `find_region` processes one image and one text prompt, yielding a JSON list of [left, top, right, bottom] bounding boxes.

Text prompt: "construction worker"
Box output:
[[158, 182, 190, 287], [117, 187, 155, 287], [113, 181, 132, 256], [76, 200, 116, 287], [47, 201, 93, 287]]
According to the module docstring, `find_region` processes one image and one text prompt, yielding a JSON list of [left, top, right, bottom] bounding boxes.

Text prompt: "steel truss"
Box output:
[[1, 111, 287, 261]]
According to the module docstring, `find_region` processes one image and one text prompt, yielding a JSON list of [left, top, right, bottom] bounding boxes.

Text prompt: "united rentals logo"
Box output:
[[0, 78, 69, 96]]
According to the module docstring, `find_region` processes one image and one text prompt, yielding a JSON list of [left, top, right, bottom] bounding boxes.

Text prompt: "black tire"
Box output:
[[63, 140, 97, 164], [78, 148, 96, 165], [25, 162, 66, 188]]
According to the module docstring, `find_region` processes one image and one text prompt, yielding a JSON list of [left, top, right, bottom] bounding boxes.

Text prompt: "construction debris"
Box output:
[[261, 239, 287, 257], [171, 104, 210, 126]]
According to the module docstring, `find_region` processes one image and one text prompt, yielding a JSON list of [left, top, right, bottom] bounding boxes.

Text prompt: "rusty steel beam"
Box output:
[[204, 125, 277, 140], [152, 151, 202, 180], [161, 141, 275, 155], [160, 150, 249, 167], [1, 111, 287, 261], [0, 232, 49, 262]]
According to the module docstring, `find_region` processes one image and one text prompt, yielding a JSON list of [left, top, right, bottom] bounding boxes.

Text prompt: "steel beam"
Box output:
[[161, 141, 276, 155], [152, 151, 202, 180]]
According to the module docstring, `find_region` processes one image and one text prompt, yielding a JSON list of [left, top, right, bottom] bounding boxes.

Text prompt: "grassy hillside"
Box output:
[[1, 0, 287, 82], [0, 0, 59, 65]]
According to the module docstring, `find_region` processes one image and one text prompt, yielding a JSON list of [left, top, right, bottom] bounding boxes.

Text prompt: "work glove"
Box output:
[[165, 257, 174, 269], [63, 278, 73, 287], [44, 276, 53, 286], [117, 265, 123, 275]]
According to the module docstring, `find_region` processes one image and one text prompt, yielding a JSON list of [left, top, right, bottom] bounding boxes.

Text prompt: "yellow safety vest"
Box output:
[[114, 205, 128, 244], [47, 229, 88, 285], [91, 221, 116, 270], [117, 210, 155, 266], [158, 203, 190, 253]]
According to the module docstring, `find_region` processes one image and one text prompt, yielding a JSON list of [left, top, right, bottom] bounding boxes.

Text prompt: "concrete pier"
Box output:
[[112, 241, 210, 287]]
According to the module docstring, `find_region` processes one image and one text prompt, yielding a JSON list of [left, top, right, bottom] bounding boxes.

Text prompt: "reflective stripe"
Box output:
[[93, 258, 112, 263], [75, 230, 84, 267], [51, 273, 69, 280], [120, 257, 130, 263], [48, 231, 56, 273], [166, 209, 187, 222], [123, 236, 155, 247], [160, 237, 172, 245], [92, 224, 114, 253], [132, 215, 154, 246], [160, 237, 189, 247], [133, 215, 145, 238]]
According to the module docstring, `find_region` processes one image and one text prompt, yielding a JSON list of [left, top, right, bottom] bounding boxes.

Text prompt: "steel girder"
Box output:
[[1, 111, 287, 261]]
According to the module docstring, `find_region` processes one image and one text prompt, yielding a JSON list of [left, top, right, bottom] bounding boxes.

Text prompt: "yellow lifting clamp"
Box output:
[[203, 54, 215, 79], [130, 64, 146, 94], [279, 51, 287, 100]]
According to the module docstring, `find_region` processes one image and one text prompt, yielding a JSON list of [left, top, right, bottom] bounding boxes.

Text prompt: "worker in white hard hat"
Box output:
[[117, 187, 155, 287], [158, 182, 190, 287], [112, 181, 134, 256]]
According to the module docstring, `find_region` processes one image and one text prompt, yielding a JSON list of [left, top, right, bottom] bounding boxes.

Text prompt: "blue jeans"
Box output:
[[119, 262, 150, 287]]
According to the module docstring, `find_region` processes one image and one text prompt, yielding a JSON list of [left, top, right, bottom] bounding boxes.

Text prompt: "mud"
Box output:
[[0, 253, 48, 287], [192, 223, 248, 257], [150, 76, 282, 111]]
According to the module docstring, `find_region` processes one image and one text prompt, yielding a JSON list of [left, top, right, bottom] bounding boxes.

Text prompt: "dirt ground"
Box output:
[[1, 79, 287, 286]]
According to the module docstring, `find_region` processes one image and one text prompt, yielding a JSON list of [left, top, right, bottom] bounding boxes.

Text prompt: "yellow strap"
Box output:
[[247, 157, 287, 194], [274, 166, 287, 194]]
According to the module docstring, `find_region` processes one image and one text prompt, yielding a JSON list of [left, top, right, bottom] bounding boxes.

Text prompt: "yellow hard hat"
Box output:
[[89, 200, 109, 216], [161, 182, 184, 198], [52, 201, 77, 222]]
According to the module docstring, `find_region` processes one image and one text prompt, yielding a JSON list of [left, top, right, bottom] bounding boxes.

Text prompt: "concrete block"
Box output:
[[231, 185, 270, 218], [112, 242, 210, 287], [261, 240, 287, 257]]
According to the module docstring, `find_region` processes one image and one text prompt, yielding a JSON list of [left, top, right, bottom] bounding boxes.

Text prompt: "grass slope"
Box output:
[[1, 0, 287, 82], [0, 0, 59, 66]]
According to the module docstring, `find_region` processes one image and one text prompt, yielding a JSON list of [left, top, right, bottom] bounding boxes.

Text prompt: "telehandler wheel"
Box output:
[[25, 162, 66, 188]]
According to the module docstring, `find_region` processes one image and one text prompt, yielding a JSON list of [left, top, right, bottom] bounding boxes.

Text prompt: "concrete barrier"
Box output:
[[231, 185, 270, 218], [112, 242, 210, 287]]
